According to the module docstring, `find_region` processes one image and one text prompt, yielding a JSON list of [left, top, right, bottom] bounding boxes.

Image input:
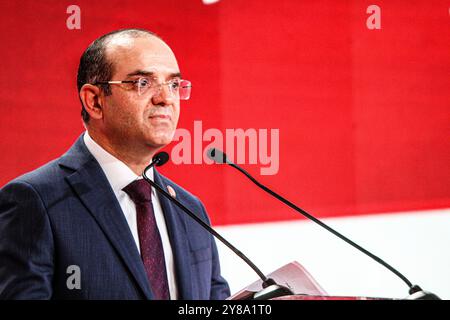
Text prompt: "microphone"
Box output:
[[149, 151, 170, 167], [142, 152, 294, 300], [207, 148, 231, 164], [207, 148, 440, 300]]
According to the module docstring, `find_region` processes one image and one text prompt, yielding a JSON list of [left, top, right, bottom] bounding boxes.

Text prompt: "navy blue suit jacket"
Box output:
[[0, 135, 230, 300]]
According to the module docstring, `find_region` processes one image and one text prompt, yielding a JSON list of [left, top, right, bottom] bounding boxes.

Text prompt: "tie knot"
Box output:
[[122, 179, 152, 203]]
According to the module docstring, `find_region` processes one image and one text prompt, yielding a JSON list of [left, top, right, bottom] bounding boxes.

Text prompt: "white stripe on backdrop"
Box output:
[[215, 208, 450, 299]]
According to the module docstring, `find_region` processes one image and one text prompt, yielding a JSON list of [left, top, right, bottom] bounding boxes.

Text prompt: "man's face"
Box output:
[[101, 35, 181, 151]]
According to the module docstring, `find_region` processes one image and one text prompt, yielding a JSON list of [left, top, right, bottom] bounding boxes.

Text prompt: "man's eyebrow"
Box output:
[[170, 72, 182, 79], [126, 70, 182, 78], [126, 70, 154, 77]]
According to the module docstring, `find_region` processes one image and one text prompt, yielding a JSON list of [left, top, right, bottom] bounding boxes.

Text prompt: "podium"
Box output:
[[228, 261, 390, 300]]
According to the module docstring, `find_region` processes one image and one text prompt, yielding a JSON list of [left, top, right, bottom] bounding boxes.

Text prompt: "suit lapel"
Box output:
[[154, 171, 194, 300], [59, 136, 153, 299]]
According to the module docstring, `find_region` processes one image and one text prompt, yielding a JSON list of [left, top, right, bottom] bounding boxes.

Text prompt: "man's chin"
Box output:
[[145, 136, 174, 149]]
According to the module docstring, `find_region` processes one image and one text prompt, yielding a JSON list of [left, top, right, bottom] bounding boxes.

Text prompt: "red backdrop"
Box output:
[[0, 0, 449, 225]]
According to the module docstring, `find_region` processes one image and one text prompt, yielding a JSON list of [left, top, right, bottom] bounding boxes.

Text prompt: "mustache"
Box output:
[[148, 108, 173, 117]]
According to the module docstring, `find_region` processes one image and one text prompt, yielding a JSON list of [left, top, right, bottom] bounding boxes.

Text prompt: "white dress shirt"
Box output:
[[83, 131, 178, 299]]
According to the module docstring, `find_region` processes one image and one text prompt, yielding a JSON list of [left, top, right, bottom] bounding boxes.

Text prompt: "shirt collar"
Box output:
[[83, 131, 154, 196]]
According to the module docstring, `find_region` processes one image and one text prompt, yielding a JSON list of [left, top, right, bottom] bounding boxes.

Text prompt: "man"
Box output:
[[0, 29, 230, 300]]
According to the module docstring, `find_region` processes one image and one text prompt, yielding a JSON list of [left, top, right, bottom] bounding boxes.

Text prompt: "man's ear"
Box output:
[[79, 84, 104, 120]]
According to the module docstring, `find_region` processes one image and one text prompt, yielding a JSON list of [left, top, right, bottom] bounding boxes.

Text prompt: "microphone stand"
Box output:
[[142, 160, 294, 300], [208, 148, 440, 300]]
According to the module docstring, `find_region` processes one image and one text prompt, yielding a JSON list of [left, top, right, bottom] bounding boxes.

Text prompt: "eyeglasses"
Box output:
[[94, 77, 192, 100]]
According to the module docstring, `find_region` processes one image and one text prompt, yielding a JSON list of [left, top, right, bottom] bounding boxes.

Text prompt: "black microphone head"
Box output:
[[207, 148, 216, 161], [207, 148, 230, 164], [153, 151, 169, 167]]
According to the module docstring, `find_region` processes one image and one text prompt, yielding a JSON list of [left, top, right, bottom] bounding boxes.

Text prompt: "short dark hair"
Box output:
[[77, 28, 159, 123]]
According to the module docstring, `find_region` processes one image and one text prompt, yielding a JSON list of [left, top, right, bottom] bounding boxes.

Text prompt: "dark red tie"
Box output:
[[122, 179, 170, 300]]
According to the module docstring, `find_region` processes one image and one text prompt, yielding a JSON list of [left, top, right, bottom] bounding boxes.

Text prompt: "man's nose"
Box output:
[[151, 83, 175, 106]]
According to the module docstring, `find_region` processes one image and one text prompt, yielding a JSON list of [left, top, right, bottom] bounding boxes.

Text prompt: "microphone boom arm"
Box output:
[[228, 162, 417, 291], [142, 165, 272, 288]]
